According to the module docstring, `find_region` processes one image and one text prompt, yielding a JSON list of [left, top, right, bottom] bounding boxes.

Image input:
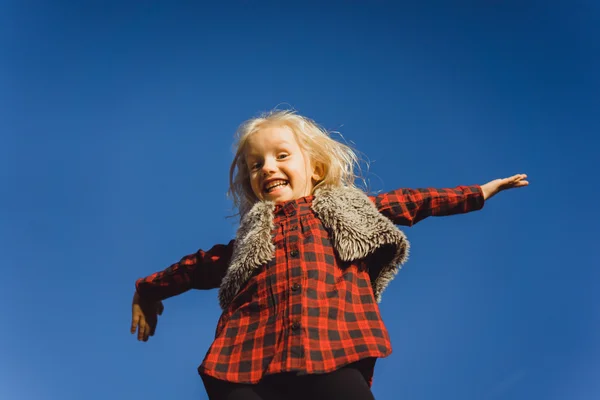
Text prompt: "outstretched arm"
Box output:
[[371, 185, 484, 226], [135, 240, 235, 302], [130, 240, 235, 341], [371, 173, 528, 226]]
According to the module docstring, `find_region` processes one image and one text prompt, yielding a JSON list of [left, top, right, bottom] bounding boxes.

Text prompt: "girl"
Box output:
[[130, 110, 528, 400]]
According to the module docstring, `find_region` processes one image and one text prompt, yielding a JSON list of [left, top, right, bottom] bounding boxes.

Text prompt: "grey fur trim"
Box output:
[[218, 186, 409, 309], [312, 186, 409, 303], [218, 201, 276, 309]]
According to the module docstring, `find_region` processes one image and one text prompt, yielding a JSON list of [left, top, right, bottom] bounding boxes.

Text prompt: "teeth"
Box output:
[[265, 180, 287, 192]]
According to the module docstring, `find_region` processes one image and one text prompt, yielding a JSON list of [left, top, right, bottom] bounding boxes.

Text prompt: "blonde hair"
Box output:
[[229, 109, 361, 218]]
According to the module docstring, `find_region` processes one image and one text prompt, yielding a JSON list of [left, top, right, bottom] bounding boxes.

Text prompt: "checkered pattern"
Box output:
[[135, 185, 484, 386]]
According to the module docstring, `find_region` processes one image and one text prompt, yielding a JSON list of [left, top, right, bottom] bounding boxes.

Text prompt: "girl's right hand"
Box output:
[[130, 291, 164, 341]]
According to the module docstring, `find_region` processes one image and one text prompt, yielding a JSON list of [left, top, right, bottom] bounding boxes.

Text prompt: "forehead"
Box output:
[[245, 125, 300, 156]]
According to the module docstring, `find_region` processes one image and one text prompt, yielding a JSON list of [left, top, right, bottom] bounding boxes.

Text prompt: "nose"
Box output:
[[261, 157, 277, 176]]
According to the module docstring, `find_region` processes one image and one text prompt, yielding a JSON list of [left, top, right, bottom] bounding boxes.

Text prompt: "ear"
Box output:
[[311, 161, 325, 183]]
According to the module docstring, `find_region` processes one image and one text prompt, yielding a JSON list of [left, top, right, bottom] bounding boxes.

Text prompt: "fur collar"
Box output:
[[218, 186, 409, 310]]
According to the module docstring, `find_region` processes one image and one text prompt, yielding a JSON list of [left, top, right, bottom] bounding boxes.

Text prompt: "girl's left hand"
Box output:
[[481, 174, 529, 200]]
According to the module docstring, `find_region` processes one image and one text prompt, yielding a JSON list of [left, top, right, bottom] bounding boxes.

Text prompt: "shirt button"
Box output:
[[291, 283, 301, 292], [291, 321, 301, 330], [290, 249, 299, 258]]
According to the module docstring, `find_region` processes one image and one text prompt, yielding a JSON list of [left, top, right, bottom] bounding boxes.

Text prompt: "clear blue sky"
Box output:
[[1, 1, 598, 399]]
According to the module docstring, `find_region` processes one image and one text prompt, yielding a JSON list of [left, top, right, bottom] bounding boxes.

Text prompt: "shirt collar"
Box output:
[[273, 195, 314, 216]]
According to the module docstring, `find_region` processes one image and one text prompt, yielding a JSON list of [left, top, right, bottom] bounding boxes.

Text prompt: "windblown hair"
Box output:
[[229, 109, 361, 218]]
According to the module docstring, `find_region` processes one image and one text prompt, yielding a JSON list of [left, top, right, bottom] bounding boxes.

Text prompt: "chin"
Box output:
[[267, 194, 292, 203]]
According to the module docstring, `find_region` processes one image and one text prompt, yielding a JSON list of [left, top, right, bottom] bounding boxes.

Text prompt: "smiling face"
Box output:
[[245, 124, 323, 203]]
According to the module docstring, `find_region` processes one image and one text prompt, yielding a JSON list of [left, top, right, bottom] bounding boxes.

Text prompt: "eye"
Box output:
[[277, 153, 289, 160], [250, 162, 262, 171]]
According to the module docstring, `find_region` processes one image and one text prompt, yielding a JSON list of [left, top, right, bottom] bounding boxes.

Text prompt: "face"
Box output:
[[245, 125, 322, 203]]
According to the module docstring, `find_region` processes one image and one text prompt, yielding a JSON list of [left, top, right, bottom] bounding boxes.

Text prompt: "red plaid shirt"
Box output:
[[136, 185, 484, 386]]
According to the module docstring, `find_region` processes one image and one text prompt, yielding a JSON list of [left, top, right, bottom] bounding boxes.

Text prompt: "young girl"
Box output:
[[130, 110, 528, 400]]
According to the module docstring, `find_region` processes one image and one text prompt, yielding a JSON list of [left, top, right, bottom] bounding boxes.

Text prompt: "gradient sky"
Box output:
[[1, 1, 598, 399]]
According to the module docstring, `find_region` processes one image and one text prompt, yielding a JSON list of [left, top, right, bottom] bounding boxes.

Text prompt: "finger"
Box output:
[[513, 174, 527, 182], [143, 322, 151, 341], [146, 314, 157, 337], [138, 316, 146, 341], [131, 313, 141, 334], [151, 314, 159, 336], [509, 175, 528, 184], [506, 180, 529, 189], [503, 174, 526, 185]]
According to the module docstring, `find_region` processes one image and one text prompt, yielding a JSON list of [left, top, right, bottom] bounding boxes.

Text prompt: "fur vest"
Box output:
[[218, 186, 410, 310]]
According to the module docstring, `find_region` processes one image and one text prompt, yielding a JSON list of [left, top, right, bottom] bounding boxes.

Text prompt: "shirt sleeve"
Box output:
[[135, 239, 235, 302], [370, 185, 485, 226]]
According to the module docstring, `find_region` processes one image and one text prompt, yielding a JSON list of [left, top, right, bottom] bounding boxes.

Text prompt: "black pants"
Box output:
[[201, 361, 376, 400]]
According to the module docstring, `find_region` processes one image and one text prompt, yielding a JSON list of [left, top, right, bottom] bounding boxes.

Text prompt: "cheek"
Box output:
[[250, 175, 261, 190]]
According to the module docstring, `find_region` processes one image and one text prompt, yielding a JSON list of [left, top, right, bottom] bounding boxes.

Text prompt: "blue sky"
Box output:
[[1, 1, 598, 399]]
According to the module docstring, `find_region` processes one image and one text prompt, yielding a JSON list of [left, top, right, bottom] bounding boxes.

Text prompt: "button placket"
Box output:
[[284, 203, 304, 360]]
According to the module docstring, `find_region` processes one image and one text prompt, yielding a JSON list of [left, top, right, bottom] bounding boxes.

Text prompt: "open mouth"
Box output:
[[263, 180, 289, 193]]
